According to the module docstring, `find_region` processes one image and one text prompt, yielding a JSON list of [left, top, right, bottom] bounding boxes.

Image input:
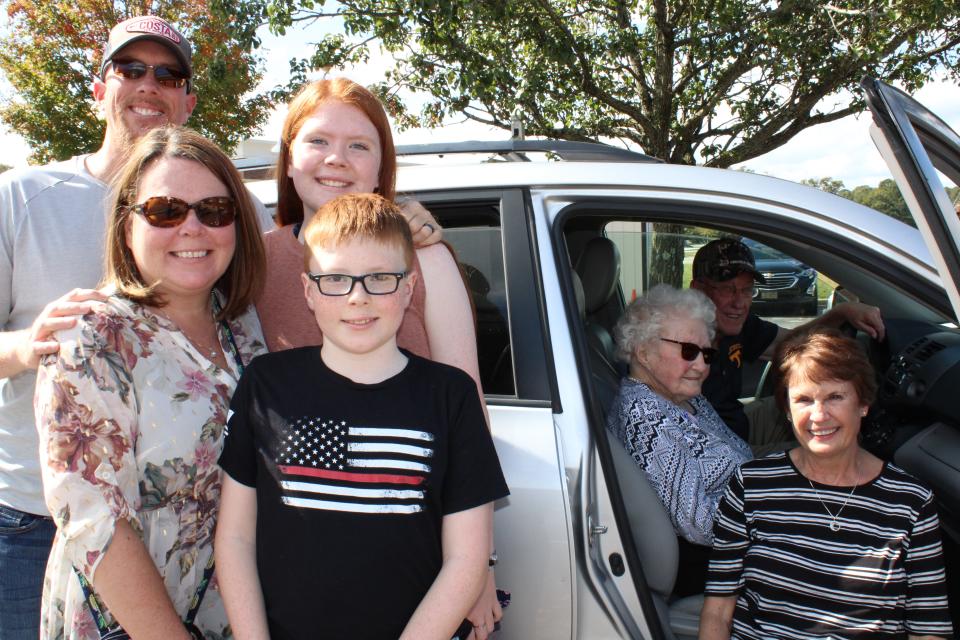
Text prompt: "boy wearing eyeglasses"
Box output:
[[691, 237, 885, 454], [216, 193, 508, 640]]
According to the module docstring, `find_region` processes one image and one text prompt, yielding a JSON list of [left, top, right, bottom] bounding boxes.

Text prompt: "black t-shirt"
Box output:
[[701, 313, 779, 440], [219, 348, 510, 640]]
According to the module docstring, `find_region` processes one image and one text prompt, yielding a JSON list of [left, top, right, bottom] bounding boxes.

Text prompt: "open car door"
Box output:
[[862, 77, 960, 321], [864, 79, 960, 619]]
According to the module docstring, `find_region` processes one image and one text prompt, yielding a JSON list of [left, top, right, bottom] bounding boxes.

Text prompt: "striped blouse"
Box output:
[[705, 452, 953, 639]]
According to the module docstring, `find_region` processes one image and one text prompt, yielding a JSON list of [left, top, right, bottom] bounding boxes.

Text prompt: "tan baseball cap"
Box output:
[[99, 16, 192, 80]]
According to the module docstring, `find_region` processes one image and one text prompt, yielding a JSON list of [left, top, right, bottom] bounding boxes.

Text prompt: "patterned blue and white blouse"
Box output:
[[606, 377, 752, 546]]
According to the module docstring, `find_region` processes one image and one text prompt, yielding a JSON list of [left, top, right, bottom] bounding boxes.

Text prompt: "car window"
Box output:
[[607, 223, 834, 319], [604, 222, 840, 397], [426, 201, 516, 396]]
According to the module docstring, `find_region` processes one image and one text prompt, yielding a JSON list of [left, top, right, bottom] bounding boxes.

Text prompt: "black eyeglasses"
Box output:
[[307, 272, 406, 296], [110, 60, 189, 90], [127, 196, 236, 228], [660, 338, 718, 364], [703, 281, 759, 299]]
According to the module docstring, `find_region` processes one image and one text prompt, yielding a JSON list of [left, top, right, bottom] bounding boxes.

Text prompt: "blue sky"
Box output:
[[1, 19, 957, 190]]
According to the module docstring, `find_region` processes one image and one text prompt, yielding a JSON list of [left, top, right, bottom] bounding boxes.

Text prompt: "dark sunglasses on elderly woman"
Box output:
[[660, 337, 718, 364], [128, 196, 236, 228], [109, 60, 190, 89]]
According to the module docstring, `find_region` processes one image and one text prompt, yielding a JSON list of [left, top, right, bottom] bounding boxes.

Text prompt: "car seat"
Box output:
[[572, 271, 620, 417], [573, 255, 703, 638], [570, 262, 703, 640], [575, 237, 621, 368], [460, 262, 513, 395], [604, 428, 704, 640]]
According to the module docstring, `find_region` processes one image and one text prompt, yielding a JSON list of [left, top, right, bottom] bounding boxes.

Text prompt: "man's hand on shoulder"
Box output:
[[0, 288, 107, 377], [827, 301, 885, 341]]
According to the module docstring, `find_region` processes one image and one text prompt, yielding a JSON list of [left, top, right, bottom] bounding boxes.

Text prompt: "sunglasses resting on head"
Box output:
[[127, 196, 236, 228]]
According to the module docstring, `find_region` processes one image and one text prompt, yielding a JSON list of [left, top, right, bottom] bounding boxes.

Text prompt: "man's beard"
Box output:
[[106, 97, 170, 147]]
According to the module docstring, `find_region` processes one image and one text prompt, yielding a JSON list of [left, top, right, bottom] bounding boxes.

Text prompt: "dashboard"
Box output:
[[869, 319, 960, 544]]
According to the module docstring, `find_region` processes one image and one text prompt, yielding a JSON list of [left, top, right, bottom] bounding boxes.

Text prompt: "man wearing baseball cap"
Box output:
[[0, 16, 198, 637], [691, 238, 885, 453]]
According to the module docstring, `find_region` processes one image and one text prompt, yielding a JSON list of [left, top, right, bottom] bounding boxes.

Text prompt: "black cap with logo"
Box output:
[[692, 238, 766, 284]]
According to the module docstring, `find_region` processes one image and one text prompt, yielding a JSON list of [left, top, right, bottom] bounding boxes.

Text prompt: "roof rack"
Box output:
[[395, 139, 661, 163]]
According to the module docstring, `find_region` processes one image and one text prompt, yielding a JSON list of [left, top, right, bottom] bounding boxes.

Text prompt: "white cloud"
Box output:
[[736, 77, 959, 187]]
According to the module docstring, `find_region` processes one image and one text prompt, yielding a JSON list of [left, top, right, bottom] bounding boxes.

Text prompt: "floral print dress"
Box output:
[[34, 292, 267, 640]]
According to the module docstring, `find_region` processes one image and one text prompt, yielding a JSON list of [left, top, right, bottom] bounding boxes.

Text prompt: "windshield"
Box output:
[[741, 238, 791, 261]]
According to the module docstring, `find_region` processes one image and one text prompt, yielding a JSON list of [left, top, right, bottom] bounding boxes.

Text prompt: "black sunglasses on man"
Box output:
[[108, 59, 190, 91]]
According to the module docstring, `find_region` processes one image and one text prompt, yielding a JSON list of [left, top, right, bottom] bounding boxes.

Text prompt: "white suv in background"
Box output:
[[245, 78, 960, 639]]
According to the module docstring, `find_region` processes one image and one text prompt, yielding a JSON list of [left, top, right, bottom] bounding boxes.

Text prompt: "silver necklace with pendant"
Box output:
[[806, 460, 859, 532], [157, 307, 220, 361], [183, 324, 221, 361]]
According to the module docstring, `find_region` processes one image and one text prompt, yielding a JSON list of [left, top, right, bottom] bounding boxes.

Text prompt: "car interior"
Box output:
[[562, 213, 960, 639], [426, 191, 959, 638]]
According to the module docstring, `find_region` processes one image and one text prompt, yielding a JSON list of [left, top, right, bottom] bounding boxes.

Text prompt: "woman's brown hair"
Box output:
[[275, 78, 397, 227], [774, 329, 878, 412], [103, 126, 265, 320]]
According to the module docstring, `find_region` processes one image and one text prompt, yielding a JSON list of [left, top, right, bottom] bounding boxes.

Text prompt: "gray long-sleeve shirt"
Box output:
[[0, 156, 108, 515]]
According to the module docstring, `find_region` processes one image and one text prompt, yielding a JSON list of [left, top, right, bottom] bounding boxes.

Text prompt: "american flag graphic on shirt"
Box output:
[[275, 416, 434, 514]]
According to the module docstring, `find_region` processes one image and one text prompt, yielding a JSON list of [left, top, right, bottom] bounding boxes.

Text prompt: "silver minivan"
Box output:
[[246, 78, 960, 639]]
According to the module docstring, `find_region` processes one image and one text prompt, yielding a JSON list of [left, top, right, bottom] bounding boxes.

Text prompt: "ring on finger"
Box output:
[[421, 222, 435, 234]]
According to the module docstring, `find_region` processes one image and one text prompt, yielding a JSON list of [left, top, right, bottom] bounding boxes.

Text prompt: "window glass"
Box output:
[[604, 221, 840, 398], [607, 223, 834, 319], [431, 203, 515, 396]]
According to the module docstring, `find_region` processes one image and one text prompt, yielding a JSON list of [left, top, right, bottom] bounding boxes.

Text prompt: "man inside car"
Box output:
[[691, 238, 885, 454]]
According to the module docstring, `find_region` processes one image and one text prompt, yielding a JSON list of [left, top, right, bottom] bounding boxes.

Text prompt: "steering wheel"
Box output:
[[837, 320, 857, 339], [831, 320, 897, 454]]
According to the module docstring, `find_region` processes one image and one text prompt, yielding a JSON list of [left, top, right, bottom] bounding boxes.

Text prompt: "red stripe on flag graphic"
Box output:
[[278, 465, 424, 486]]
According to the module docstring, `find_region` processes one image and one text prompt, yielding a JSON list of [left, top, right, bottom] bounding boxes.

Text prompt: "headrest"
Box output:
[[575, 237, 621, 314], [571, 271, 586, 321], [461, 263, 490, 295]]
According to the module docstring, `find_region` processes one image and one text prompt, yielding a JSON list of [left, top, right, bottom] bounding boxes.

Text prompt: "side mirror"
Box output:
[[826, 285, 859, 311]]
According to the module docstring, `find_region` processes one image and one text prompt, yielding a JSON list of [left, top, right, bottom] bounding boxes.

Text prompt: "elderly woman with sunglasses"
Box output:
[[34, 126, 267, 640], [607, 284, 751, 596]]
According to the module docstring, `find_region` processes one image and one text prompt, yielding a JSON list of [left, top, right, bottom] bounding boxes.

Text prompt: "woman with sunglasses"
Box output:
[[34, 126, 267, 640], [606, 284, 751, 596]]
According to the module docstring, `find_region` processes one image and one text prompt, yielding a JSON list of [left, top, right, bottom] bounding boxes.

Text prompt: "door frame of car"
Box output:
[[864, 77, 960, 321], [540, 184, 958, 637]]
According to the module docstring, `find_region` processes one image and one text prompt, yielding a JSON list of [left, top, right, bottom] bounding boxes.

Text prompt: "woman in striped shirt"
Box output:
[[700, 330, 953, 640]]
